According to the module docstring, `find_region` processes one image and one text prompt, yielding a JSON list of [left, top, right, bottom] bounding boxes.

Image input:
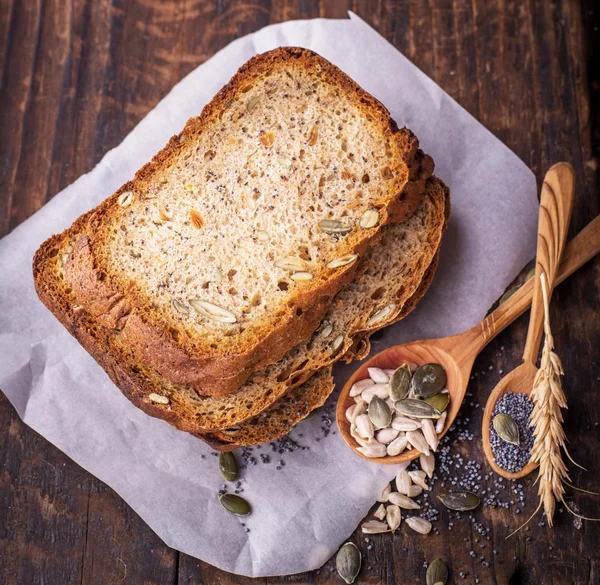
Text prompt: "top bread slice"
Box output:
[[35, 47, 427, 397]]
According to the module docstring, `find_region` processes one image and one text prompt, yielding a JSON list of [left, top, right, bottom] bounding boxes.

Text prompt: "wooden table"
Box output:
[[1, 1, 599, 583]]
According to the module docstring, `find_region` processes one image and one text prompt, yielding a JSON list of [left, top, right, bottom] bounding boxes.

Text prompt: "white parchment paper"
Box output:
[[0, 13, 539, 577]]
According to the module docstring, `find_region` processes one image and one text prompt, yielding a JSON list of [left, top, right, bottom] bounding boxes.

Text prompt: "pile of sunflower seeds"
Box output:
[[346, 363, 449, 458]]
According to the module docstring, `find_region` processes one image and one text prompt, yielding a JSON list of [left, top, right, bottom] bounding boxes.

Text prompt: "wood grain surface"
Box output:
[[1, 1, 599, 584]]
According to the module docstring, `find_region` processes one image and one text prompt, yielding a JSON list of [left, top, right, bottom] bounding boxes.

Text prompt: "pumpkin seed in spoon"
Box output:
[[368, 395, 392, 428], [424, 392, 449, 413], [395, 398, 441, 419], [411, 363, 447, 398], [389, 364, 412, 401]]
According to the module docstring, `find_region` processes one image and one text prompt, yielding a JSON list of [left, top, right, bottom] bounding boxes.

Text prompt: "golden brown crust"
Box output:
[[45, 47, 427, 397]]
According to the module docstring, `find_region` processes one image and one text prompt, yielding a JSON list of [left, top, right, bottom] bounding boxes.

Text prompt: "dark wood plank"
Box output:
[[1, 1, 599, 584]]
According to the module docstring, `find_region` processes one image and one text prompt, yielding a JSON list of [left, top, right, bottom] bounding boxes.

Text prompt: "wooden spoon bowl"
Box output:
[[481, 362, 538, 479], [336, 341, 467, 465]]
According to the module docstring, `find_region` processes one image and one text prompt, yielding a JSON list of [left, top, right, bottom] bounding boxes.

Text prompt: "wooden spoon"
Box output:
[[337, 173, 599, 466], [481, 162, 574, 479]]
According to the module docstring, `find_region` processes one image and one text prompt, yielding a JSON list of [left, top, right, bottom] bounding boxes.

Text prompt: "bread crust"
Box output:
[[40, 47, 427, 397]]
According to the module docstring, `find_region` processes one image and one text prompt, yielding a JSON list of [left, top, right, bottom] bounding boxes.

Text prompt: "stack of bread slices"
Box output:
[[33, 47, 449, 450]]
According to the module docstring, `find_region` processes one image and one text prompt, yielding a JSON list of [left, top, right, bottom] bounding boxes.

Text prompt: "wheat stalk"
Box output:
[[508, 272, 598, 537]]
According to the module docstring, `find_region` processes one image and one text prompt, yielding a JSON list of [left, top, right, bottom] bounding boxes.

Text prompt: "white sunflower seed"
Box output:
[[361, 520, 390, 534], [391, 416, 422, 432], [357, 443, 387, 458], [367, 367, 390, 384], [318, 219, 352, 235], [361, 383, 390, 403], [321, 321, 333, 338], [360, 208, 380, 229], [366, 304, 396, 327], [171, 299, 190, 315], [406, 430, 431, 455], [189, 299, 237, 324], [376, 427, 399, 444], [373, 504, 386, 520], [435, 411, 448, 434], [377, 483, 392, 503], [352, 400, 367, 423], [354, 414, 374, 440], [349, 378, 374, 397], [332, 334, 344, 354], [350, 426, 373, 448], [421, 419, 440, 451], [386, 504, 402, 531], [383, 369, 396, 376], [408, 362, 419, 373], [388, 492, 420, 510], [345, 404, 357, 424], [118, 191, 134, 207], [419, 453, 436, 478], [290, 271, 313, 282], [395, 470, 412, 495], [327, 253, 358, 269], [407, 485, 423, 498], [387, 435, 408, 457], [408, 470, 429, 490], [405, 516, 432, 535], [275, 256, 307, 272], [148, 393, 169, 405]]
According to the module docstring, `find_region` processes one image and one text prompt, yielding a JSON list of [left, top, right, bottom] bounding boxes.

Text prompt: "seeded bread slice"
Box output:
[[198, 249, 441, 450], [35, 47, 429, 398], [201, 177, 448, 447]]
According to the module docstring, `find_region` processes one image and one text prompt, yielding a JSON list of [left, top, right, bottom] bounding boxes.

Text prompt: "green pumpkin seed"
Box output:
[[368, 395, 392, 428], [426, 558, 449, 585], [395, 398, 441, 419], [218, 452, 239, 482], [424, 392, 449, 413], [336, 542, 361, 584], [319, 219, 352, 235], [411, 363, 447, 397], [493, 413, 520, 445], [437, 491, 480, 511], [218, 493, 251, 516], [389, 364, 412, 401]]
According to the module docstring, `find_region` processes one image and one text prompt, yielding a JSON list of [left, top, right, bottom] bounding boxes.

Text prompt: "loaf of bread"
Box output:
[[34, 47, 430, 397]]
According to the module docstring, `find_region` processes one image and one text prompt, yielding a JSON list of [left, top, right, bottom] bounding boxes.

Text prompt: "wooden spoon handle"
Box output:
[[522, 162, 575, 363]]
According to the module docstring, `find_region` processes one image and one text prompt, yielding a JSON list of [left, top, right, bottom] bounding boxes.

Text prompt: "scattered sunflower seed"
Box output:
[[395, 470, 412, 495], [407, 485, 423, 498], [361, 520, 390, 534], [408, 470, 429, 490], [386, 504, 402, 531], [377, 483, 392, 503], [336, 542, 361, 584], [419, 453, 436, 478], [405, 516, 432, 535], [373, 503, 386, 520], [388, 492, 420, 510]]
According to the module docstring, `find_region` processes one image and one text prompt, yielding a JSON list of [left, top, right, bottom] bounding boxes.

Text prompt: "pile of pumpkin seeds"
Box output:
[[346, 362, 449, 458]]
